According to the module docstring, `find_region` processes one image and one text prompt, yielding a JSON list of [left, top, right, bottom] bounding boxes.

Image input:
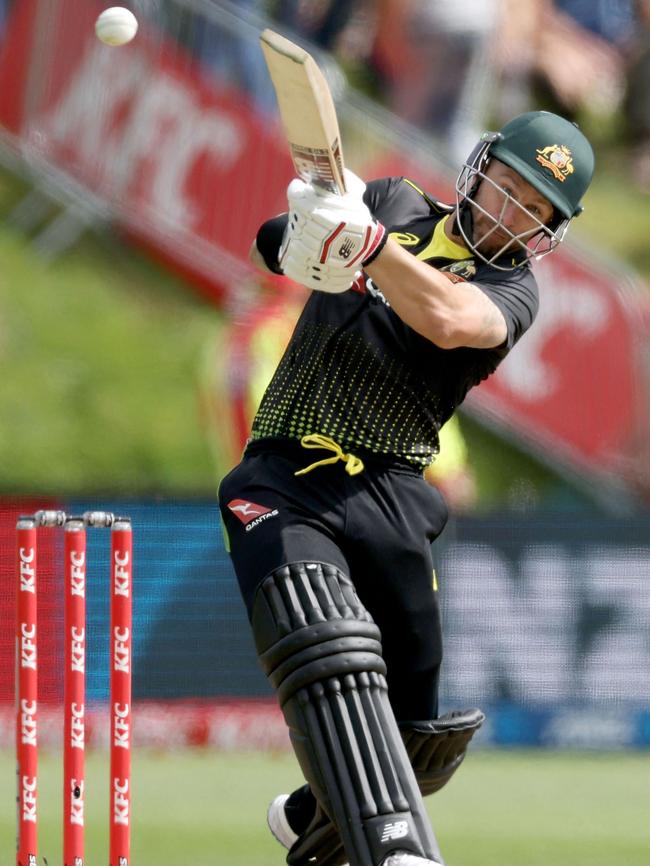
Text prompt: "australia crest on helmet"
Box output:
[[536, 144, 575, 182]]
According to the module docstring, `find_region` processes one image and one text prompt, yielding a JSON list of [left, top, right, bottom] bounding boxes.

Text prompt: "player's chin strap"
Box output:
[[294, 434, 365, 477], [287, 708, 485, 866]]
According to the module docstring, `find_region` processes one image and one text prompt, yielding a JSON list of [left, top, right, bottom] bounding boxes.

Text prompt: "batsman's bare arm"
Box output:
[[365, 238, 508, 350], [249, 232, 507, 349]]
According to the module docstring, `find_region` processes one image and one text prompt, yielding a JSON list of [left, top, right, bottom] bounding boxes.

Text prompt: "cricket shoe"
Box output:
[[267, 794, 353, 865], [382, 855, 443, 866], [267, 794, 299, 850], [267, 801, 441, 866]]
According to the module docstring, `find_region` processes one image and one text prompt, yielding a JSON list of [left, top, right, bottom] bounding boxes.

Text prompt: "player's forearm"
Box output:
[[365, 238, 507, 350], [365, 239, 458, 344]]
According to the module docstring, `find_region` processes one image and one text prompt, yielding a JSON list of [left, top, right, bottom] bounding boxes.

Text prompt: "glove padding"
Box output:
[[280, 169, 386, 292], [399, 707, 486, 796], [287, 708, 485, 866]]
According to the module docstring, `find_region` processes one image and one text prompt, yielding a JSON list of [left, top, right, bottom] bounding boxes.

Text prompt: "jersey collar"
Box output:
[[416, 214, 470, 262]]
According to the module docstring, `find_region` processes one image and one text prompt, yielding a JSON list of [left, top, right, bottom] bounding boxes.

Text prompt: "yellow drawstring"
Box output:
[[294, 434, 365, 477]]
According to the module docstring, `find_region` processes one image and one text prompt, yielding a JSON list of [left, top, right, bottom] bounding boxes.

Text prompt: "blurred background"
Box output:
[[0, 1, 649, 864]]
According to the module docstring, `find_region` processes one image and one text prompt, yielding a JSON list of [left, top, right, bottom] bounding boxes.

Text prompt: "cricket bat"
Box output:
[[260, 29, 347, 195]]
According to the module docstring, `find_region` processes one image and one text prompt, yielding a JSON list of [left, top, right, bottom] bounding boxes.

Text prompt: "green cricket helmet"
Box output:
[[455, 111, 595, 270]]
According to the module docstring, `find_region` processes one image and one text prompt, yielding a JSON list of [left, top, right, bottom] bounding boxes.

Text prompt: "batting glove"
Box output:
[[280, 170, 387, 289], [281, 246, 362, 293]]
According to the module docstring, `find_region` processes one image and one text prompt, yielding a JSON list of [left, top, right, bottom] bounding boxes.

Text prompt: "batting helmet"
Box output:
[[455, 111, 595, 269]]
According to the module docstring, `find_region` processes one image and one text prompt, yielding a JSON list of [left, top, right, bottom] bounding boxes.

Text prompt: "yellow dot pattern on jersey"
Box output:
[[251, 322, 442, 468]]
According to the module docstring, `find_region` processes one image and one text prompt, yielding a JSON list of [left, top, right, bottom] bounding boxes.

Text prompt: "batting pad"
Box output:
[[276, 708, 486, 866], [251, 562, 443, 866]]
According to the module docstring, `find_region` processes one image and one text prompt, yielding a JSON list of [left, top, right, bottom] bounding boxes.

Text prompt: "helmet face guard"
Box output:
[[455, 139, 570, 271], [454, 113, 595, 271]]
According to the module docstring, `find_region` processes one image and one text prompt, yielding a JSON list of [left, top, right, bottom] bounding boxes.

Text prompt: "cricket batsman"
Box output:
[[218, 111, 595, 866]]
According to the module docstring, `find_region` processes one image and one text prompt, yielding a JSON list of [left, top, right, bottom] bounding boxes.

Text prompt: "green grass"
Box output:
[[0, 171, 221, 495], [2, 748, 649, 865], [572, 150, 650, 281]]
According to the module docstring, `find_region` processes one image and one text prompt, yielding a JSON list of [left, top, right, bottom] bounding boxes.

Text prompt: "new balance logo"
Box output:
[[337, 237, 356, 259], [227, 499, 278, 531], [380, 820, 409, 842]]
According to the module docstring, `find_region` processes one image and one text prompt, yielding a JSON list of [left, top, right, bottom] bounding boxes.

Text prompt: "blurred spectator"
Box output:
[[624, 0, 650, 191], [554, 0, 637, 44], [143, 0, 277, 116], [495, 0, 626, 124], [270, 0, 501, 163], [194, 0, 278, 116], [495, 0, 650, 190], [370, 0, 500, 163], [271, 0, 356, 50]]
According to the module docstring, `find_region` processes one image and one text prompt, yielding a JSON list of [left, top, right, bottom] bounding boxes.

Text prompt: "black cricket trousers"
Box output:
[[218, 437, 449, 721]]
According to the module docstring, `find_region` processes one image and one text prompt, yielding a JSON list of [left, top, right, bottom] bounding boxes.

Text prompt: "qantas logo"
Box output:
[[227, 499, 279, 530], [227, 499, 270, 521]]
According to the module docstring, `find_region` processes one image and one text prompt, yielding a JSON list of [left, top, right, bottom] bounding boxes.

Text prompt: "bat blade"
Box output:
[[260, 28, 347, 195]]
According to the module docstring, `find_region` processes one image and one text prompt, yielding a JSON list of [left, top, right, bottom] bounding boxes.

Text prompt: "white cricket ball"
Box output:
[[95, 7, 138, 46]]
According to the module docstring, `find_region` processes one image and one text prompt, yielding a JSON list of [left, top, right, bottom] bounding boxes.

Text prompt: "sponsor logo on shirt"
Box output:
[[440, 259, 477, 280], [227, 499, 279, 531]]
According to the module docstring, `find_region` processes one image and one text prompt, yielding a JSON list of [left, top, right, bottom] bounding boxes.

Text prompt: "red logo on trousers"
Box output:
[[227, 499, 273, 525]]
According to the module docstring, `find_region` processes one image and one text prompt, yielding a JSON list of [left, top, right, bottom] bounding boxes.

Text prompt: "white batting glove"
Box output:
[[282, 248, 360, 295], [281, 236, 362, 293], [287, 168, 367, 219], [280, 170, 387, 284]]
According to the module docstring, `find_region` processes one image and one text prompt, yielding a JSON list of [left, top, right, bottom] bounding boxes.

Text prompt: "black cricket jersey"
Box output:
[[251, 176, 539, 470]]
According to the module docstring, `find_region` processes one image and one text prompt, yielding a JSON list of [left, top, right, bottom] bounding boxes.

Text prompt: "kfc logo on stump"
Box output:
[[227, 499, 279, 531]]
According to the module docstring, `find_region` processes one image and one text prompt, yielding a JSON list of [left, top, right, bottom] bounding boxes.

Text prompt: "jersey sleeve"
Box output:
[[255, 214, 288, 274], [473, 267, 539, 350], [363, 177, 405, 215]]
